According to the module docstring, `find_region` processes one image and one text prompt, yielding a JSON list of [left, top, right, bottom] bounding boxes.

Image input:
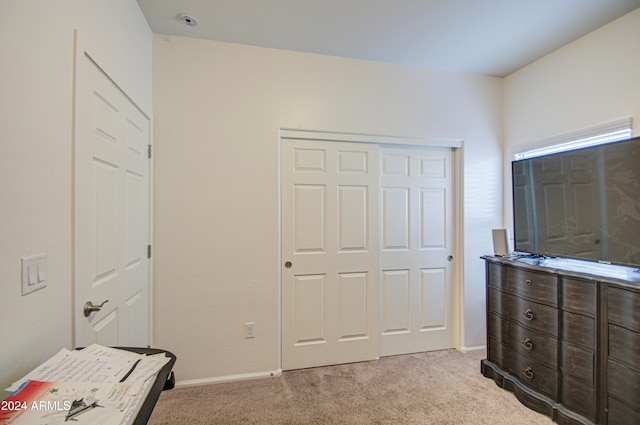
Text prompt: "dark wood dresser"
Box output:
[[481, 255, 640, 425]]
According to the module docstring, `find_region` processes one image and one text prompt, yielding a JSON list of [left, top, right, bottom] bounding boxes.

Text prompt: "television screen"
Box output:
[[512, 136, 640, 267]]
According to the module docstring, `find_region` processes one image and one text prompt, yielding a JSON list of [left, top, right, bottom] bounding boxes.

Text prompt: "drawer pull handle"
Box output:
[[524, 279, 532, 285], [521, 338, 534, 350], [522, 309, 535, 321], [522, 367, 534, 379]]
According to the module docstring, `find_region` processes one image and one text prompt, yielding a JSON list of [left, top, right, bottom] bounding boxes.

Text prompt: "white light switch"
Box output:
[[245, 322, 256, 339], [28, 264, 38, 285], [37, 262, 46, 282], [22, 253, 47, 295]]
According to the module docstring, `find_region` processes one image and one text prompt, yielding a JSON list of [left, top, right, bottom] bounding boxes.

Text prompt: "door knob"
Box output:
[[284, 261, 292, 269], [84, 300, 109, 317], [447, 256, 453, 262]]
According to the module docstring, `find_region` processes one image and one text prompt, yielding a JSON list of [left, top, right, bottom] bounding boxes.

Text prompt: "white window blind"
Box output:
[[513, 117, 633, 160]]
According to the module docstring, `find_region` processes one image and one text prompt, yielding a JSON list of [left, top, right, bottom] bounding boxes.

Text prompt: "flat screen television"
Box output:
[[512, 136, 640, 268]]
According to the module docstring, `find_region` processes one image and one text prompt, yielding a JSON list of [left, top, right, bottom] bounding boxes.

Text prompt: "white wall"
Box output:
[[152, 35, 502, 383], [503, 8, 640, 226], [0, 0, 152, 392]]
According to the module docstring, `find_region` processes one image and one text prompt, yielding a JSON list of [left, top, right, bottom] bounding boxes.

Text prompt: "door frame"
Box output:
[[278, 129, 464, 370], [71, 30, 154, 348]]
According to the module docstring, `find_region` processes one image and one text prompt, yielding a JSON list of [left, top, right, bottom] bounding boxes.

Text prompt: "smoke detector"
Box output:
[[177, 13, 198, 28]]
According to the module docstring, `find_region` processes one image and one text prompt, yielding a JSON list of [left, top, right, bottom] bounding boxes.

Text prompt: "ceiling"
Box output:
[[137, 0, 640, 77]]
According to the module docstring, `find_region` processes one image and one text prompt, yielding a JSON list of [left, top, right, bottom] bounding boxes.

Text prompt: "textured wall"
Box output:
[[152, 35, 503, 383]]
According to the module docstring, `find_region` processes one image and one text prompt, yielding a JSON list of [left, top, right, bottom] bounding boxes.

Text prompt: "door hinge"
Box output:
[[147, 245, 152, 259], [148, 144, 152, 159]]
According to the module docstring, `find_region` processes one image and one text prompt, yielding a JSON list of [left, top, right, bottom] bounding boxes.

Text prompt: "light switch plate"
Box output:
[[21, 253, 47, 295]]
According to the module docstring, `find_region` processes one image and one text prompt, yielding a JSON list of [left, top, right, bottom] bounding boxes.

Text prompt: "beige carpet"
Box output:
[[148, 349, 552, 424]]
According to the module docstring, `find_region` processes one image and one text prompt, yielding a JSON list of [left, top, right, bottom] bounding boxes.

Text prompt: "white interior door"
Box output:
[[74, 49, 151, 348], [379, 147, 455, 356], [282, 139, 380, 370]]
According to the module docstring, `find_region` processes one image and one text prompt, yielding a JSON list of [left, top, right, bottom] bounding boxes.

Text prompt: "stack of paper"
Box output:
[[1, 345, 170, 425]]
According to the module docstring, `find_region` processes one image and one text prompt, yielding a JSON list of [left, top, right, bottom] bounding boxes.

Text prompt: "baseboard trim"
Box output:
[[176, 369, 283, 388], [458, 345, 486, 353], [174, 347, 486, 387]]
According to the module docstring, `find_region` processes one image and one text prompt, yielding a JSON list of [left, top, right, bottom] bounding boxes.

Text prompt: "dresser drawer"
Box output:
[[608, 324, 640, 370], [507, 348, 558, 399], [509, 268, 557, 306], [608, 286, 640, 331], [509, 321, 558, 369], [561, 311, 594, 349], [608, 397, 640, 425], [487, 262, 507, 290], [488, 312, 508, 342], [561, 375, 595, 421], [561, 277, 596, 315], [509, 297, 558, 336], [488, 337, 509, 368], [560, 342, 594, 384], [608, 359, 640, 407], [488, 287, 510, 316]]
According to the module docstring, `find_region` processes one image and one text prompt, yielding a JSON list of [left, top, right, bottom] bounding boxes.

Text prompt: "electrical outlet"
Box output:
[[245, 322, 256, 339]]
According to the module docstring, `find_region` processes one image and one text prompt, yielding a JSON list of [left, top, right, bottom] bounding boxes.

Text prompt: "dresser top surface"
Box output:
[[483, 255, 640, 286]]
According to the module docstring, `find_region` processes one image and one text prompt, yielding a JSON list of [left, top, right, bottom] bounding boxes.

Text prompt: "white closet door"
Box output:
[[379, 147, 455, 356], [282, 140, 380, 370]]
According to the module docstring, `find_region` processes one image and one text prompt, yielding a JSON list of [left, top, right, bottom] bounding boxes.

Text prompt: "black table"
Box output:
[[77, 347, 176, 425]]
